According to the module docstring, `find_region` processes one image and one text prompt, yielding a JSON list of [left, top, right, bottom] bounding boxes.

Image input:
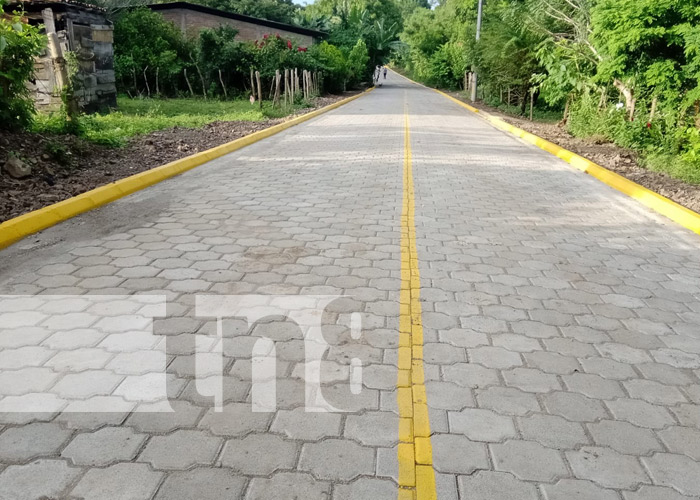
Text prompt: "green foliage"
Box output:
[[113, 7, 193, 97], [347, 38, 370, 87], [591, 0, 700, 101], [249, 32, 316, 79], [0, 3, 46, 130], [301, 0, 404, 76], [197, 25, 255, 94], [397, 0, 700, 184], [112, 9, 345, 100], [44, 140, 73, 166], [199, 0, 297, 24], [311, 41, 348, 92]]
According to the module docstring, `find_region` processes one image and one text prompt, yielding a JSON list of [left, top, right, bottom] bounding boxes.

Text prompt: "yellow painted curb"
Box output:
[[435, 89, 700, 235], [0, 88, 374, 250], [393, 69, 700, 236]]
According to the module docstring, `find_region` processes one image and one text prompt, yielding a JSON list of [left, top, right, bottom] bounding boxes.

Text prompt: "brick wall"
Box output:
[[159, 8, 315, 47]]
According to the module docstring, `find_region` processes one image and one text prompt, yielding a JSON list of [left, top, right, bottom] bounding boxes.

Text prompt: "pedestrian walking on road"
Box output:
[[374, 65, 382, 87], [383, 67, 387, 79]]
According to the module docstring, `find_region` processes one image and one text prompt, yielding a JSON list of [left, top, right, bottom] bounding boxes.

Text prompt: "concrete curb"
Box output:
[[393, 69, 700, 236], [0, 89, 373, 250]]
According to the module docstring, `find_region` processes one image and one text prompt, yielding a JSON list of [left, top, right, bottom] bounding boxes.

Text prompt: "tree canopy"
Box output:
[[396, 0, 700, 183]]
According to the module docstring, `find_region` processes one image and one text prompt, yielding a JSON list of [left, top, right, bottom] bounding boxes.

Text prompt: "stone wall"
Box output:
[[23, 5, 117, 113], [158, 8, 315, 47]]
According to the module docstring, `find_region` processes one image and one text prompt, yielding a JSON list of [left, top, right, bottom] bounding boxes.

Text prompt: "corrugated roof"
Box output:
[[10, 0, 107, 12]]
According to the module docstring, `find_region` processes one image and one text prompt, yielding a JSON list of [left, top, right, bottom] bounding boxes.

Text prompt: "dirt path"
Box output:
[[0, 94, 355, 223], [450, 94, 700, 214]]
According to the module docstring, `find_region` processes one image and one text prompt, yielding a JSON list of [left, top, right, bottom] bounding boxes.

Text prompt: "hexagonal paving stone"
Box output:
[[448, 408, 517, 443], [298, 439, 374, 481], [246, 472, 331, 500], [566, 447, 649, 490], [138, 430, 222, 470], [0, 423, 72, 462], [431, 434, 489, 475], [154, 468, 246, 500], [219, 433, 297, 475], [491, 440, 568, 482], [61, 427, 146, 466], [0, 459, 80, 500], [458, 471, 539, 500], [69, 462, 163, 500], [642, 453, 700, 497]]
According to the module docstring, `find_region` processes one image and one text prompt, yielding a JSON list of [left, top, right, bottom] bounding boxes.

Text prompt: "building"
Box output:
[[10, 0, 117, 112], [148, 2, 325, 47]]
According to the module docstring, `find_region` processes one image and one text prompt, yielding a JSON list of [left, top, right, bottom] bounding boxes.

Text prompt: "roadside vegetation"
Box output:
[[33, 96, 303, 146], [2, 0, 424, 144], [397, 0, 700, 185], [1, 0, 431, 221], [8, 0, 700, 188], [0, 2, 46, 130]]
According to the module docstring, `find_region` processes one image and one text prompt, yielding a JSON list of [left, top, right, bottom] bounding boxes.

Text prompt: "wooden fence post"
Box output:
[[218, 69, 227, 99], [143, 66, 150, 97], [42, 8, 78, 117], [193, 58, 206, 99], [255, 70, 262, 110], [284, 69, 289, 107], [274, 69, 281, 107], [303, 70, 307, 100], [184, 68, 194, 97], [295, 68, 300, 99], [649, 96, 658, 124]]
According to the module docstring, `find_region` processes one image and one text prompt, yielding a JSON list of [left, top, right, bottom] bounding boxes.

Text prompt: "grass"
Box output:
[[391, 66, 563, 123], [33, 96, 308, 147], [487, 101, 563, 123], [644, 153, 700, 185]]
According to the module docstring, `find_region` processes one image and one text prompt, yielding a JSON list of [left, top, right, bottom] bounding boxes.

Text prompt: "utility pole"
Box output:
[[470, 0, 483, 102]]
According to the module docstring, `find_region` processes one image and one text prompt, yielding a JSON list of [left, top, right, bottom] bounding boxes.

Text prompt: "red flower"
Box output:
[[287, 40, 293, 49], [276, 33, 281, 39], [298, 47, 307, 52], [263, 34, 269, 39], [646, 122, 652, 129]]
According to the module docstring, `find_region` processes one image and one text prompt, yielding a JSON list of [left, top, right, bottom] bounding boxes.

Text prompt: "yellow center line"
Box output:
[[397, 101, 437, 500]]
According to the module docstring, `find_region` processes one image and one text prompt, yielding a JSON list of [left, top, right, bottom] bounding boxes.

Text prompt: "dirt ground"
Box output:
[[0, 94, 355, 223], [451, 94, 700, 214]]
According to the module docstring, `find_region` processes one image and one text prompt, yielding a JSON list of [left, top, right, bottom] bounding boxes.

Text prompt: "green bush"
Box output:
[[114, 9, 336, 100], [347, 38, 369, 88], [0, 3, 46, 130], [311, 41, 348, 93], [113, 7, 193, 97]]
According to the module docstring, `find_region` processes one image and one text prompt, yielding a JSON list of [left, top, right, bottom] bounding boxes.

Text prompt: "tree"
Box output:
[[198, 0, 298, 23], [0, 3, 46, 130], [311, 40, 348, 92], [592, 0, 700, 120], [113, 7, 193, 96], [301, 0, 405, 77], [347, 37, 370, 86], [396, 0, 700, 183]]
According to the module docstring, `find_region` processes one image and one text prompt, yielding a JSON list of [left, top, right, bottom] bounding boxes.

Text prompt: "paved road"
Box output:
[[1, 72, 700, 500]]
